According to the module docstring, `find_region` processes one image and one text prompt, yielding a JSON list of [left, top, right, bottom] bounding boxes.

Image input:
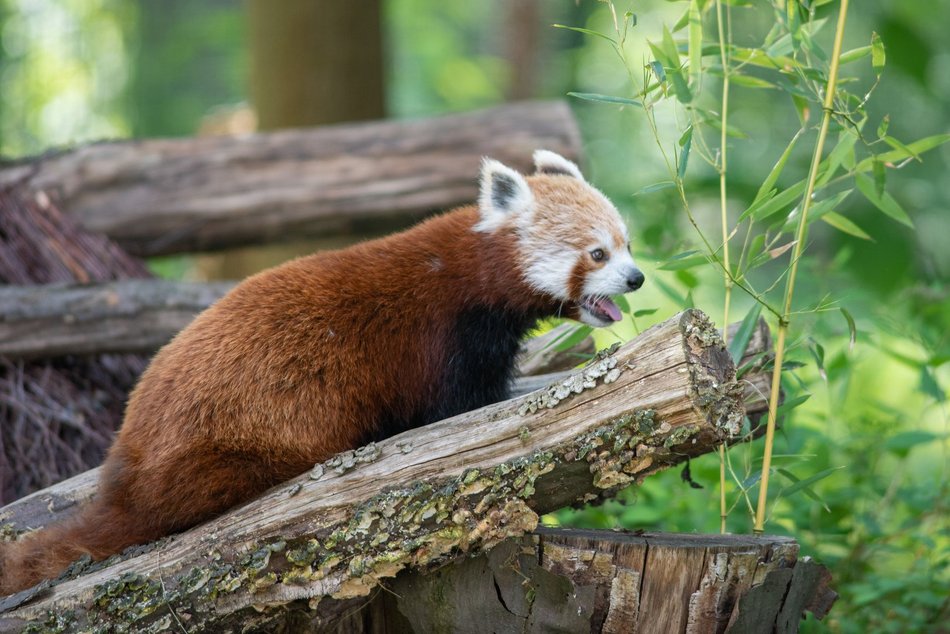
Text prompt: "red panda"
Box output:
[[0, 150, 644, 595]]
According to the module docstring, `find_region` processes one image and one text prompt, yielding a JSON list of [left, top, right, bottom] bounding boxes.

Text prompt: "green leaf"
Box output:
[[872, 159, 886, 197], [728, 74, 776, 89], [839, 45, 871, 65], [882, 135, 921, 162], [633, 308, 659, 318], [688, 0, 703, 87], [854, 134, 950, 171], [554, 324, 594, 353], [728, 303, 762, 364], [883, 430, 944, 455], [742, 180, 807, 222], [753, 131, 801, 204], [808, 339, 827, 381], [649, 59, 666, 83], [920, 367, 946, 402], [567, 92, 642, 108], [777, 468, 830, 512], [778, 466, 844, 498], [840, 307, 856, 352], [776, 394, 811, 419], [855, 173, 914, 228], [678, 126, 693, 179], [819, 130, 859, 187], [552, 24, 616, 45], [870, 31, 885, 75], [615, 294, 631, 313], [659, 250, 706, 270], [821, 212, 873, 241], [806, 189, 854, 222], [876, 114, 890, 139], [635, 181, 676, 196]]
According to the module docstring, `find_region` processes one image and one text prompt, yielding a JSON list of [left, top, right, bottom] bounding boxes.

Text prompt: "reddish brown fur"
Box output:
[[0, 205, 566, 595]]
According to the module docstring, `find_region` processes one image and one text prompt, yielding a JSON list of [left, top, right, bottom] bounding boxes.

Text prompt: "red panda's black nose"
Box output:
[[626, 269, 645, 291]]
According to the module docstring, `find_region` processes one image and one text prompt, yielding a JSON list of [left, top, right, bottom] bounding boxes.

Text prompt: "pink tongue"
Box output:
[[596, 297, 623, 322]]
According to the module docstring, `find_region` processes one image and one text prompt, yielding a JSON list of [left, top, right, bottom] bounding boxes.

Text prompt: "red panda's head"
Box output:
[[474, 150, 644, 327]]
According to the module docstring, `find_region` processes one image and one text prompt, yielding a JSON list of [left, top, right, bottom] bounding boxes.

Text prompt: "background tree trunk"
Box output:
[[247, 0, 385, 130]]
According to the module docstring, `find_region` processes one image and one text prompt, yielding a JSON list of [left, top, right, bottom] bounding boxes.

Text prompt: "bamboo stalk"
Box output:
[[753, 0, 850, 533], [715, 0, 732, 535]]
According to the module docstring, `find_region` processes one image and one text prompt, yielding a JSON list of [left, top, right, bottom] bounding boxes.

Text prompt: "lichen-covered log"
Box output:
[[0, 101, 581, 257], [0, 280, 234, 359], [345, 528, 835, 633], [0, 315, 774, 539], [0, 310, 745, 632]]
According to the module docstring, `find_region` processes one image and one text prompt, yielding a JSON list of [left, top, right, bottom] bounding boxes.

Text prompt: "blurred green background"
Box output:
[[0, 0, 946, 631]]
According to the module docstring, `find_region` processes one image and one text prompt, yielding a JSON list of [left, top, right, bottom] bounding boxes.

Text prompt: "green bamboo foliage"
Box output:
[[562, 0, 950, 532]]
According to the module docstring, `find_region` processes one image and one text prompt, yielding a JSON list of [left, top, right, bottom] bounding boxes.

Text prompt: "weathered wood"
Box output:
[[0, 280, 234, 359], [350, 528, 835, 633], [0, 101, 581, 256], [0, 316, 773, 536], [0, 310, 745, 632]]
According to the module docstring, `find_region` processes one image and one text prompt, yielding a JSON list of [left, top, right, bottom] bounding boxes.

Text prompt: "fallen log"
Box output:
[[0, 280, 234, 359], [0, 101, 581, 256], [345, 528, 835, 633], [0, 310, 746, 632], [0, 315, 773, 537]]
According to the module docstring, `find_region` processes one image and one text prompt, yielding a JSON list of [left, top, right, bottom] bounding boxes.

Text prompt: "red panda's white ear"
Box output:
[[475, 158, 533, 233], [533, 149, 585, 181]]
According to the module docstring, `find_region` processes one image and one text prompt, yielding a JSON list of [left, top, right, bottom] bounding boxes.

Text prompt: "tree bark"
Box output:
[[247, 0, 385, 130], [0, 101, 581, 257], [0, 310, 748, 632], [347, 527, 836, 633]]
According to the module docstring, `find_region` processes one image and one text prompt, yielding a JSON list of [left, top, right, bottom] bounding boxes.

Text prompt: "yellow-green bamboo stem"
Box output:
[[753, 0, 850, 534], [715, 0, 732, 535]]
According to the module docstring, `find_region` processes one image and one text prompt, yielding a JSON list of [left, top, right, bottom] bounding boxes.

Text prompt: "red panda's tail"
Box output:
[[0, 499, 149, 596]]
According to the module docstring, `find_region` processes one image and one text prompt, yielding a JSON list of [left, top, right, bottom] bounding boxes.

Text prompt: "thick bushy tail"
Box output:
[[0, 499, 153, 596]]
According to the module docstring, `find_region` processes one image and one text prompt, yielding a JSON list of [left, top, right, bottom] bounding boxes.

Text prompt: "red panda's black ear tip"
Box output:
[[532, 149, 585, 180]]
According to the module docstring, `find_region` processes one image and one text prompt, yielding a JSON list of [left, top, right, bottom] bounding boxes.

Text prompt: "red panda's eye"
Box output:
[[590, 248, 606, 262]]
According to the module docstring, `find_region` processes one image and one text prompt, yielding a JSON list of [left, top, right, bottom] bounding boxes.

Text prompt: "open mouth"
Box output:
[[579, 295, 623, 324]]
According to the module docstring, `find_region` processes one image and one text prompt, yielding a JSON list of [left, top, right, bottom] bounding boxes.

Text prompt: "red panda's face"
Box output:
[[475, 150, 645, 327]]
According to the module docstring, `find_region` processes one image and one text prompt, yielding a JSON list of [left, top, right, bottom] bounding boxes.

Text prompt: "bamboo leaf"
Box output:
[[742, 180, 807, 222], [688, 0, 703, 87], [777, 468, 831, 512], [855, 173, 914, 228], [634, 181, 676, 196], [872, 159, 886, 197], [839, 45, 871, 65], [854, 134, 950, 171], [678, 126, 693, 178], [728, 74, 776, 89], [871, 31, 885, 75], [754, 132, 802, 204], [567, 92, 642, 108], [882, 135, 921, 162], [728, 303, 763, 364], [778, 466, 845, 498], [552, 24, 616, 45], [821, 211, 873, 241], [554, 324, 594, 352], [840, 307, 856, 352], [633, 308, 659, 318]]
